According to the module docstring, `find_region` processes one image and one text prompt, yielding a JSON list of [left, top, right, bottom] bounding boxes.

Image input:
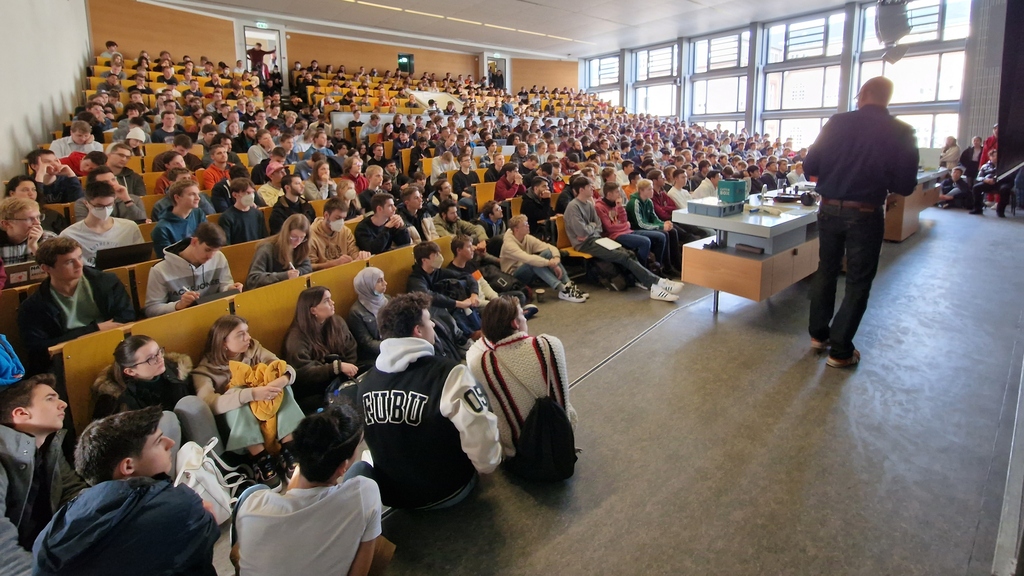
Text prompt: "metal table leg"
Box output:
[[712, 229, 726, 314]]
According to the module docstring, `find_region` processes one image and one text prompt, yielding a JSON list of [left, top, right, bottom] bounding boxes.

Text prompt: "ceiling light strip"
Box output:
[[357, 1, 403, 10], [517, 29, 547, 36], [404, 9, 443, 17], [547, 34, 571, 41], [447, 16, 482, 25], [484, 23, 516, 31]]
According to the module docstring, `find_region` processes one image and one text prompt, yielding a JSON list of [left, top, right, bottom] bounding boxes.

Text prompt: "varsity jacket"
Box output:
[[144, 238, 236, 317], [357, 337, 501, 509]]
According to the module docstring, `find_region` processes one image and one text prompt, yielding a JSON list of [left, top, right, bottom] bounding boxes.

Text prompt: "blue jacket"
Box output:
[[33, 477, 219, 576], [152, 209, 206, 258]]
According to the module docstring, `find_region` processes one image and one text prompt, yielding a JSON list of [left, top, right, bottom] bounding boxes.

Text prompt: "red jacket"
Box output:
[[342, 173, 369, 195], [981, 135, 998, 167], [651, 190, 678, 221]]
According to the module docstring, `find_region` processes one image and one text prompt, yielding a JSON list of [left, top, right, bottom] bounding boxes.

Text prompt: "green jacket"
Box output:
[[626, 192, 663, 231]]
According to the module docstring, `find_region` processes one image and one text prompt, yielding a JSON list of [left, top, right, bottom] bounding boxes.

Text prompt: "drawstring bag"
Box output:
[[0, 335, 25, 386], [174, 437, 254, 524]]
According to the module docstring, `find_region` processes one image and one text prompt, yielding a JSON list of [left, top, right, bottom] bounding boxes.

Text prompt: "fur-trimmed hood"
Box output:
[[92, 352, 193, 398]]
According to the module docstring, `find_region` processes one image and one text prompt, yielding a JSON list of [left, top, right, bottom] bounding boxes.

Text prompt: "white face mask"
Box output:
[[329, 219, 346, 232], [344, 188, 357, 201], [91, 205, 114, 221], [240, 193, 255, 207], [430, 254, 444, 268]]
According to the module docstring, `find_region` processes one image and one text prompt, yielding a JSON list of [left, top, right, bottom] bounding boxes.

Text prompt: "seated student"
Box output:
[[246, 213, 313, 289], [258, 161, 288, 207], [27, 149, 84, 204], [478, 200, 506, 239], [91, 335, 193, 423], [192, 315, 304, 488], [17, 237, 135, 374], [218, 178, 269, 244], [451, 153, 480, 219], [0, 374, 89, 574], [447, 235, 533, 313], [104, 142, 147, 198], [495, 163, 526, 202], [432, 199, 488, 245], [58, 181, 144, 267], [563, 177, 683, 302], [202, 144, 234, 191], [269, 174, 316, 234], [0, 198, 56, 265], [597, 183, 658, 267], [356, 165, 386, 214], [303, 159, 338, 201], [151, 180, 207, 258], [234, 406, 380, 576], [308, 197, 371, 270], [351, 292, 501, 509], [397, 185, 439, 243], [145, 223, 242, 317], [49, 120, 104, 159], [75, 166, 146, 223], [519, 176, 555, 241], [4, 177, 68, 235], [500, 215, 584, 303], [939, 165, 972, 208], [407, 240, 482, 337], [152, 135, 205, 172], [354, 192, 412, 254], [347, 267, 387, 365], [283, 286, 361, 407], [33, 407, 220, 576], [970, 149, 1011, 217], [467, 296, 577, 459], [340, 155, 369, 196], [151, 170, 217, 222], [622, 180, 676, 273], [211, 164, 263, 213]]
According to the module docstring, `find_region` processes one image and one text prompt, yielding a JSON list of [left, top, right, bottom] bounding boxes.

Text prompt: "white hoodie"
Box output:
[[375, 337, 502, 474], [144, 238, 236, 317]]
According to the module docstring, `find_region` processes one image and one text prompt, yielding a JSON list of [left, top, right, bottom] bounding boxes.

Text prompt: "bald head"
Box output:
[[857, 76, 894, 109]]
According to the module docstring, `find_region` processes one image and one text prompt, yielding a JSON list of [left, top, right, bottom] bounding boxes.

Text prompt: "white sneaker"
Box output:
[[559, 286, 586, 303], [566, 281, 589, 299], [657, 278, 684, 295], [650, 285, 680, 302]]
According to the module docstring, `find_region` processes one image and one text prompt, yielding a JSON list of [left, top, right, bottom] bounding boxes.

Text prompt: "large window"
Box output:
[[594, 90, 620, 107], [588, 56, 619, 87], [764, 66, 841, 110], [636, 46, 678, 82], [859, 52, 964, 103], [692, 76, 747, 115], [862, 0, 972, 50], [635, 85, 677, 116], [762, 118, 830, 148], [766, 13, 845, 63], [693, 31, 750, 73], [896, 113, 960, 148]]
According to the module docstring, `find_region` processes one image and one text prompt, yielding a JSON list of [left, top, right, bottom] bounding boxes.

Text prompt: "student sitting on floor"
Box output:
[[467, 296, 577, 460], [0, 374, 89, 575], [32, 407, 220, 576], [152, 180, 208, 258], [191, 315, 304, 489], [17, 237, 135, 376], [145, 222, 243, 317], [234, 405, 381, 576], [352, 292, 501, 509], [246, 214, 313, 289], [58, 181, 144, 267], [283, 286, 363, 410], [308, 197, 371, 270]]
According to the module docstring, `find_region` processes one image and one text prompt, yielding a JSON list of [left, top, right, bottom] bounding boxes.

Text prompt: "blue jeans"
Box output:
[[614, 233, 651, 263], [631, 229, 668, 264], [344, 461, 477, 510], [458, 197, 477, 220], [511, 249, 569, 290]]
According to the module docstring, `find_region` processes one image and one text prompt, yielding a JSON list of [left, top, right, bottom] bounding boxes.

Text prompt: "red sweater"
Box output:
[[495, 177, 525, 202], [651, 190, 678, 221], [342, 173, 369, 195], [594, 200, 632, 240]]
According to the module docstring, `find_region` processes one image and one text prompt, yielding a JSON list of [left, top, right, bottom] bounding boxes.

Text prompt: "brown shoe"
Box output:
[[826, 349, 861, 368], [810, 338, 830, 350]]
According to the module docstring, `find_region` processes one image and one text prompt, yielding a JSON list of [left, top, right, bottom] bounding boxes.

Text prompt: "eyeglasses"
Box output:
[[8, 214, 45, 223], [288, 235, 307, 243], [126, 347, 165, 368]]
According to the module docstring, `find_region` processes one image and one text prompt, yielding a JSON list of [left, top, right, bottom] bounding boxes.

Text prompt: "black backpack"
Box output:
[[503, 396, 577, 482]]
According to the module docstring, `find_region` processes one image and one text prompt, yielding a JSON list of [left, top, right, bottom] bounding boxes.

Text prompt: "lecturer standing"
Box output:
[[804, 77, 919, 368]]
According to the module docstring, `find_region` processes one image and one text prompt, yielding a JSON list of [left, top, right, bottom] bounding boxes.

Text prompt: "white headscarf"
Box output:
[[354, 267, 387, 319]]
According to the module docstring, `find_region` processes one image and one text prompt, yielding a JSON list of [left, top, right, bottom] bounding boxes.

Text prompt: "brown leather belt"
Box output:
[[820, 198, 882, 211]]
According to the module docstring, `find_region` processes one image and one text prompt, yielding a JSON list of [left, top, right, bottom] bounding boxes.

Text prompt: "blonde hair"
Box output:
[[265, 214, 310, 268], [0, 197, 39, 221], [365, 165, 383, 178], [636, 178, 653, 192], [508, 214, 529, 229]]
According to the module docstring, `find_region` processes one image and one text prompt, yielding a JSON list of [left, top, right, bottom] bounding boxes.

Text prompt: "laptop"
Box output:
[[94, 242, 154, 270], [4, 261, 47, 288]]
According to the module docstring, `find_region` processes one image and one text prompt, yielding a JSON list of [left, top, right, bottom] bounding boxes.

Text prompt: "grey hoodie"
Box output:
[[144, 238, 235, 317]]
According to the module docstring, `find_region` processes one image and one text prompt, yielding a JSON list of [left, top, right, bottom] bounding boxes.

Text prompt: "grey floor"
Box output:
[[218, 207, 1024, 575]]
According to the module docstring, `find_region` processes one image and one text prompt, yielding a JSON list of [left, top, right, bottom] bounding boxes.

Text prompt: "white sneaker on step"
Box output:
[[649, 285, 680, 302], [657, 278, 684, 295]]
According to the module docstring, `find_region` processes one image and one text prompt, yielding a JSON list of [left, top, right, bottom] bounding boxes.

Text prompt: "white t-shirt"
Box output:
[[235, 477, 382, 576], [667, 186, 692, 210], [59, 218, 144, 266]]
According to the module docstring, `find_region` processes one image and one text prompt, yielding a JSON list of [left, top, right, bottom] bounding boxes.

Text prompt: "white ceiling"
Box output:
[[151, 0, 847, 60]]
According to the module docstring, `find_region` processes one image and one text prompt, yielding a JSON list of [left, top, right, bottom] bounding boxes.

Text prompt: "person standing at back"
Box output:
[[804, 77, 918, 368]]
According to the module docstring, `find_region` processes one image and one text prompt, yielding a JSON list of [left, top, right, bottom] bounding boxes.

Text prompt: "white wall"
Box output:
[[0, 0, 91, 181]]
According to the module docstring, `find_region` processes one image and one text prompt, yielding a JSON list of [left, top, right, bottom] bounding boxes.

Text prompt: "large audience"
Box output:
[[0, 38, 1007, 575]]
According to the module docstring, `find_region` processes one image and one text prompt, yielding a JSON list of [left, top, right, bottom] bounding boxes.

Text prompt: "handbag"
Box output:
[[174, 437, 254, 524]]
